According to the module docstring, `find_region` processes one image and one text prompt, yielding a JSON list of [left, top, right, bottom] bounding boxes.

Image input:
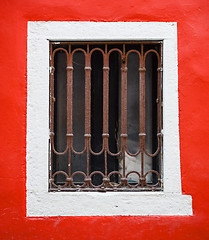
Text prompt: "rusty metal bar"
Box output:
[[85, 44, 91, 136], [158, 43, 163, 188], [66, 44, 73, 137], [66, 44, 73, 183], [121, 44, 128, 183], [103, 44, 109, 177], [49, 43, 54, 188], [85, 44, 91, 180], [51, 41, 162, 45], [103, 46, 110, 136], [139, 43, 146, 187], [121, 44, 128, 138]]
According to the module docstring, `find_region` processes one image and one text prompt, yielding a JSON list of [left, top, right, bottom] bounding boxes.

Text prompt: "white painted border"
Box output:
[[27, 21, 192, 216]]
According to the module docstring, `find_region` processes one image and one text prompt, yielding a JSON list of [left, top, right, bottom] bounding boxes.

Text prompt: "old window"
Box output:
[[27, 21, 192, 216], [49, 41, 163, 191]]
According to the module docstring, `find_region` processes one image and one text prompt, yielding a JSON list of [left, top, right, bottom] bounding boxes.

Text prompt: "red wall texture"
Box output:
[[0, 0, 209, 239]]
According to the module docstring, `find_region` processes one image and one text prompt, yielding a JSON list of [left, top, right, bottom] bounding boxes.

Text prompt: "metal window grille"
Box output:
[[49, 41, 163, 192]]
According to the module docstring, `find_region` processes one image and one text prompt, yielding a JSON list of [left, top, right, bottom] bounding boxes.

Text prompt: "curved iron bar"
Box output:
[[144, 49, 160, 63], [88, 137, 105, 155], [106, 48, 123, 157], [51, 47, 68, 133], [106, 133, 122, 156], [51, 48, 69, 156], [51, 171, 69, 188], [71, 171, 87, 188], [70, 144, 87, 155], [143, 49, 162, 158], [107, 171, 123, 188], [125, 145, 142, 157], [144, 134, 162, 157], [144, 170, 160, 188], [88, 48, 106, 155], [106, 146, 122, 156], [123, 49, 142, 158], [107, 48, 123, 57], [125, 49, 142, 61], [68, 48, 88, 155], [50, 135, 69, 155], [70, 137, 87, 155], [126, 171, 141, 188], [52, 47, 69, 57], [71, 48, 87, 56], [90, 47, 105, 57], [89, 171, 105, 188]]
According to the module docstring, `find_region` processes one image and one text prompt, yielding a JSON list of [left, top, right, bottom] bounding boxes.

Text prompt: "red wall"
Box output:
[[0, 0, 209, 239]]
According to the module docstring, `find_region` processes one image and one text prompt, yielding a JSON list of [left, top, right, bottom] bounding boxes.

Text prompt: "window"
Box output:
[[27, 21, 192, 216], [49, 41, 163, 191]]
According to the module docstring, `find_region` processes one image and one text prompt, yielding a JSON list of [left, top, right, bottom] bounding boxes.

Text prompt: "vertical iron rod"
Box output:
[[139, 43, 146, 187], [49, 43, 54, 187], [121, 44, 128, 181], [103, 44, 109, 177], [85, 44, 91, 179], [66, 44, 73, 184], [158, 43, 163, 187]]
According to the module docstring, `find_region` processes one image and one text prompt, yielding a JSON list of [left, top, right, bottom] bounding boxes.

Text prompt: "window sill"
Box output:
[[27, 191, 192, 216]]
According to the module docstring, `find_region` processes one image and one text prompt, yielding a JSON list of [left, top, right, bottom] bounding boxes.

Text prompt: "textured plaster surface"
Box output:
[[1, 0, 209, 239], [27, 21, 192, 216]]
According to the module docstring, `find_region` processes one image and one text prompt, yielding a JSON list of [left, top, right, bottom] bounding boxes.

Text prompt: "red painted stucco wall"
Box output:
[[0, 0, 209, 239]]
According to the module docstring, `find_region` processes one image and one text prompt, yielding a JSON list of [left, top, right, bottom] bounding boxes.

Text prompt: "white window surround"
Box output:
[[27, 21, 192, 216]]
